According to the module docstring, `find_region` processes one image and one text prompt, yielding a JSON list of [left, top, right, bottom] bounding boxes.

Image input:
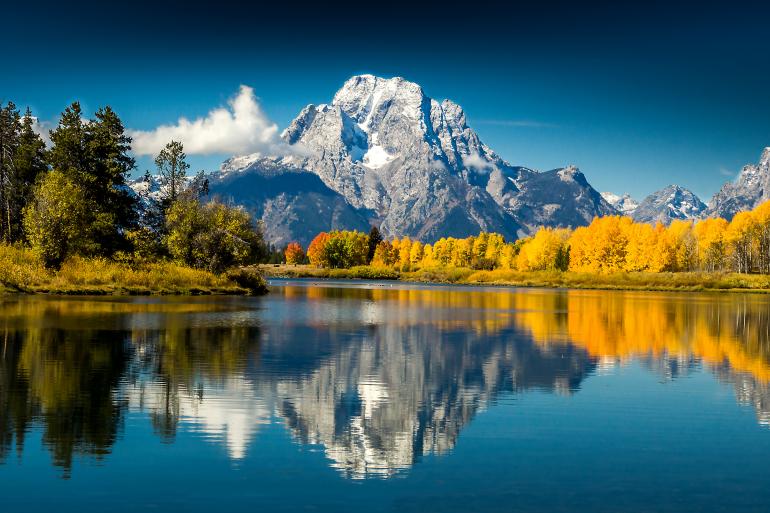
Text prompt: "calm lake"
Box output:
[[2, 279, 770, 512]]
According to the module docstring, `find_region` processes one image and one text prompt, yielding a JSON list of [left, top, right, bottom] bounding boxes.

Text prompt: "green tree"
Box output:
[[87, 106, 138, 251], [155, 141, 190, 207], [0, 102, 22, 242], [48, 102, 138, 255], [367, 226, 383, 263], [165, 199, 266, 273], [8, 108, 48, 241], [48, 102, 89, 177], [23, 170, 92, 268]]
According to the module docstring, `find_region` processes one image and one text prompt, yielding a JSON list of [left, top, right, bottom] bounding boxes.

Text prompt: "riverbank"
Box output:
[[1, 246, 267, 296], [259, 264, 770, 293]]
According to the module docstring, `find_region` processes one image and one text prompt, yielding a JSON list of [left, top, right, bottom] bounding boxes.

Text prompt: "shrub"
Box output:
[[165, 198, 266, 273], [225, 267, 268, 294], [23, 170, 93, 268]]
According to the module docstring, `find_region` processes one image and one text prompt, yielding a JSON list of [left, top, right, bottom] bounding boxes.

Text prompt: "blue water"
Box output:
[[2, 280, 770, 512]]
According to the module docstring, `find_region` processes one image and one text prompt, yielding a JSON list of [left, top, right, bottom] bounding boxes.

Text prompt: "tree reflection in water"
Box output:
[[1, 286, 770, 478]]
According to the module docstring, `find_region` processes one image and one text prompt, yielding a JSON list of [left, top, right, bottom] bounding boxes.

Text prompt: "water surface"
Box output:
[[2, 279, 770, 512]]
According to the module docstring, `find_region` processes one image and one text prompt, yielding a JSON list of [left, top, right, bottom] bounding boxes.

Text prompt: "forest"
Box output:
[[293, 200, 770, 275], [0, 101, 268, 294], [5, 98, 770, 295]]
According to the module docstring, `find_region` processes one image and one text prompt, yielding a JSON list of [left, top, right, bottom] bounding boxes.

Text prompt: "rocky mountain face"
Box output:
[[707, 147, 770, 220], [209, 157, 370, 246], [210, 75, 616, 244], [631, 185, 706, 225], [601, 191, 639, 214]]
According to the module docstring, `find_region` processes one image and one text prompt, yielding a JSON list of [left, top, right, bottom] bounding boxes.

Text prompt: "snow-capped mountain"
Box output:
[[601, 191, 639, 214], [211, 75, 615, 244], [631, 185, 706, 225], [707, 147, 770, 220]]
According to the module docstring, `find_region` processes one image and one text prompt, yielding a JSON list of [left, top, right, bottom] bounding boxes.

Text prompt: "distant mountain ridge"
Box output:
[[632, 185, 706, 225], [600, 148, 770, 226], [707, 147, 770, 220], [601, 192, 638, 214], [132, 76, 770, 245]]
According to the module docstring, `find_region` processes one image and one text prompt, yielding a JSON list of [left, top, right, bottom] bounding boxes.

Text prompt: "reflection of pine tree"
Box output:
[[19, 328, 131, 477], [128, 325, 261, 443], [0, 329, 39, 463]]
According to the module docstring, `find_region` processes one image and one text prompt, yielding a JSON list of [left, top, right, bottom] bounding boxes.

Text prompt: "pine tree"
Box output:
[[87, 106, 138, 252], [155, 140, 190, 207], [366, 226, 383, 263], [8, 108, 48, 241], [48, 102, 138, 254], [0, 102, 22, 242], [48, 102, 89, 178]]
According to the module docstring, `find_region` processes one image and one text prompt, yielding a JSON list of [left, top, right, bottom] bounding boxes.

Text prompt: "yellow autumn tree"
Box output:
[[371, 240, 398, 267], [410, 240, 424, 265], [693, 217, 728, 272], [398, 236, 412, 266], [485, 233, 506, 264], [453, 237, 474, 267], [516, 227, 570, 271], [751, 201, 770, 273], [498, 243, 518, 270], [568, 216, 631, 273], [623, 221, 658, 272], [472, 232, 488, 264], [725, 211, 757, 273], [421, 243, 434, 267]]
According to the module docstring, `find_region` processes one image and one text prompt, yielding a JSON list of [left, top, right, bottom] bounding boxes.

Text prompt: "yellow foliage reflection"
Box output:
[[281, 285, 770, 382]]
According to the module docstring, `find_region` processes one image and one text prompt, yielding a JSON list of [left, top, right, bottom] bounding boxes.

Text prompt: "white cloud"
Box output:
[[26, 115, 53, 147], [462, 153, 498, 174], [130, 85, 281, 157], [719, 166, 736, 177]]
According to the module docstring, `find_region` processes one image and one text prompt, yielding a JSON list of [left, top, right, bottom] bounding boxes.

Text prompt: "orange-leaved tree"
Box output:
[[285, 242, 305, 265]]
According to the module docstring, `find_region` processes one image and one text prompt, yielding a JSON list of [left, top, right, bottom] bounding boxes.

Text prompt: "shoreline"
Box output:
[[0, 257, 268, 297], [0, 284, 251, 296], [259, 264, 770, 294]]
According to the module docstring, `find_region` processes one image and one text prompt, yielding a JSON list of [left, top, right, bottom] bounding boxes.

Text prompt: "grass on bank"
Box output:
[[0, 244, 267, 295], [260, 264, 770, 293]]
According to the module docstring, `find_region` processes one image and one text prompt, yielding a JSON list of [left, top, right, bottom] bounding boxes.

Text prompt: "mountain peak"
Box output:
[[331, 75, 426, 133], [632, 185, 705, 225], [601, 191, 639, 214], [707, 144, 770, 220], [761, 147, 770, 167], [219, 74, 616, 242]]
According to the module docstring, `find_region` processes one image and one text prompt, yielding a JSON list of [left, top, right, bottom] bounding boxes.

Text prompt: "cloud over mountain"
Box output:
[[130, 85, 280, 156]]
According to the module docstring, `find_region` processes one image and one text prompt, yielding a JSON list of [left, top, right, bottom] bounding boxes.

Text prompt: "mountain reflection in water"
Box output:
[[2, 282, 770, 479]]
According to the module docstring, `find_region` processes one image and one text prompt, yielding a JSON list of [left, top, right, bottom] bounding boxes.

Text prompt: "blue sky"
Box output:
[[2, 0, 770, 200]]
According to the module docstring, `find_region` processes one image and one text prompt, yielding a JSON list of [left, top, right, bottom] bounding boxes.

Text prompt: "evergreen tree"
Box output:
[[155, 140, 189, 207], [48, 102, 89, 177], [367, 225, 383, 263], [0, 102, 21, 242], [48, 102, 138, 254], [87, 106, 138, 251], [8, 108, 48, 241]]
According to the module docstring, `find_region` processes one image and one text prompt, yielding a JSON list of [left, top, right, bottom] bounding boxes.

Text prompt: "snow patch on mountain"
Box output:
[[601, 191, 639, 214], [632, 185, 706, 225], [708, 147, 770, 220], [362, 145, 394, 169]]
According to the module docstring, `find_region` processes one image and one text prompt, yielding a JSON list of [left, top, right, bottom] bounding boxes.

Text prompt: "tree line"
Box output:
[[0, 101, 267, 273], [294, 200, 770, 274]]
